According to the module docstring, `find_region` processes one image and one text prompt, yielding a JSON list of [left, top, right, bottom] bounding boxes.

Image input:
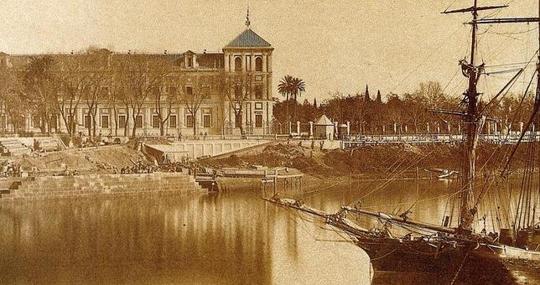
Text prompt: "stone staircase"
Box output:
[[35, 137, 63, 152], [0, 173, 204, 201], [0, 139, 31, 156]]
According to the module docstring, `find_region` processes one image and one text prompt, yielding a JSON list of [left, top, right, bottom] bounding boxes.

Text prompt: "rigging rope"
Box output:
[[470, 68, 537, 231], [485, 61, 538, 68], [355, 149, 436, 202], [389, 24, 464, 93], [482, 50, 538, 116], [501, 68, 540, 176], [450, 250, 471, 285]]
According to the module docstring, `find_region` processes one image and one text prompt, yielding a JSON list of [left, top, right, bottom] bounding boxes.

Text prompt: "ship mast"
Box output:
[[461, 0, 481, 233], [443, 1, 507, 232]]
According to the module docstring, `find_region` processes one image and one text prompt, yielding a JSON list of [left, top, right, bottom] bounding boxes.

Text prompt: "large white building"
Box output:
[[0, 18, 274, 138]]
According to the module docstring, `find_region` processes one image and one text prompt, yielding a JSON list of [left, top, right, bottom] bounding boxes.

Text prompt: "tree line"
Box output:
[[1, 58, 535, 140], [273, 79, 535, 135]]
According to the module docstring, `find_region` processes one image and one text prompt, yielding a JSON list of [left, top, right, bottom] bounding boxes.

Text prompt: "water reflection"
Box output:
[[2, 178, 535, 285], [0, 189, 367, 285], [305, 178, 526, 234]]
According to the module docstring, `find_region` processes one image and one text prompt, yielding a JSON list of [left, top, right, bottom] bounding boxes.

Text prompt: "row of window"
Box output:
[[95, 82, 266, 100], [183, 54, 265, 71], [101, 86, 185, 96], [234, 56, 264, 72], [83, 114, 212, 129], [81, 113, 266, 129], [232, 114, 264, 128], [234, 85, 265, 99]]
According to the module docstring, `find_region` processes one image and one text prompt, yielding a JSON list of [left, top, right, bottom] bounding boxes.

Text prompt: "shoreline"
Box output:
[[0, 172, 204, 202]]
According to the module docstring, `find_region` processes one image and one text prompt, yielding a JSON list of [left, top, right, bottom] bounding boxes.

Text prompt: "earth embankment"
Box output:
[[203, 142, 532, 178], [11, 144, 148, 175]]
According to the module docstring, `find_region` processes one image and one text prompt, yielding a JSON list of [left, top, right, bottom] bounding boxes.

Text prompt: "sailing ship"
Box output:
[[266, 1, 540, 283]]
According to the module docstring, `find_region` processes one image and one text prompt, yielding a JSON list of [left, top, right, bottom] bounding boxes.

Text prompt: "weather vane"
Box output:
[[245, 5, 251, 28]]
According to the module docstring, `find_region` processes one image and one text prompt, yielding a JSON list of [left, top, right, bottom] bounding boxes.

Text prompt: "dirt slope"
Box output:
[[204, 142, 532, 177], [13, 145, 147, 174]]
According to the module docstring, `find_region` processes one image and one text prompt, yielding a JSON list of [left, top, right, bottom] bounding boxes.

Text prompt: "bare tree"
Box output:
[[386, 94, 404, 133], [110, 62, 130, 137], [153, 73, 180, 136], [83, 50, 111, 139], [55, 55, 92, 140], [116, 55, 168, 138], [222, 72, 254, 136], [108, 81, 121, 137], [403, 92, 428, 133], [117, 84, 131, 137], [181, 76, 209, 137], [0, 67, 26, 133], [22, 56, 59, 134]]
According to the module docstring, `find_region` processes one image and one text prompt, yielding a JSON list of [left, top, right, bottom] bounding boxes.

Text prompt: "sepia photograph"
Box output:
[[1, 0, 540, 284]]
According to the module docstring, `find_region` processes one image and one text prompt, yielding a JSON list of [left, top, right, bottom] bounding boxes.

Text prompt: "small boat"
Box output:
[[426, 168, 459, 179]]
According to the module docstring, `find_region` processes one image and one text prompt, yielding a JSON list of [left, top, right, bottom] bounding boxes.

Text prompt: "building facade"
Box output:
[[0, 21, 274, 138]]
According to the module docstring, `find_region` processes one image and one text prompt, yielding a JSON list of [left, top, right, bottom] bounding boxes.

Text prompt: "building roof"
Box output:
[[224, 29, 271, 48], [315, 115, 333, 126], [196, 53, 224, 68]]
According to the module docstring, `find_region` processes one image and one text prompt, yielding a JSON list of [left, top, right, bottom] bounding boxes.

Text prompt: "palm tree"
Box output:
[[278, 75, 294, 129], [290, 77, 305, 122], [278, 75, 294, 101], [277, 75, 306, 131]]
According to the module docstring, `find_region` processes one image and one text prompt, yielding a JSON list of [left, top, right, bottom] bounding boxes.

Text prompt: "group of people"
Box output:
[[119, 160, 157, 174], [157, 162, 213, 178], [159, 162, 186, 173], [1, 161, 23, 177]]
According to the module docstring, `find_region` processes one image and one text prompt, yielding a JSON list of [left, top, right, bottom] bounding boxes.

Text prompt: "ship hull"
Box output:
[[356, 236, 540, 284]]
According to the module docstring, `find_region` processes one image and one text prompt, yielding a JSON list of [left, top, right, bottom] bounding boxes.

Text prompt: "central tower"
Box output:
[[222, 11, 274, 135]]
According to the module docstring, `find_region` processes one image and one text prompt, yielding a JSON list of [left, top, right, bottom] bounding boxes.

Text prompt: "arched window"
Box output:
[[255, 57, 263, 72], [234, 57, 242, 72]]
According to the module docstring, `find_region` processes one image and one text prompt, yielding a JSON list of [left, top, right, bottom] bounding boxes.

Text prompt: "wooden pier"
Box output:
[[261, 169, 304, 196]]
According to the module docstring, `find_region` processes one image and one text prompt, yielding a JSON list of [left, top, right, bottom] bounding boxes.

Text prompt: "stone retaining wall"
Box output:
[[0, 173, 203, 201], [159, 139, 271, 159]]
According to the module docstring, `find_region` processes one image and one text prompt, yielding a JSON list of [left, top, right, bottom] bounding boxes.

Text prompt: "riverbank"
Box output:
[[203, 142, 534, 178], [7, 144, 148, 176], [1, 142, 537, 285], [0, 172, 203, 202], [5, 141, 533, 179], [0, 141, 533, 200]]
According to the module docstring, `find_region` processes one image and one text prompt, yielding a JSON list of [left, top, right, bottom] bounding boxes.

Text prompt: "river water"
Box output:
[[0, 178, 534, 284]]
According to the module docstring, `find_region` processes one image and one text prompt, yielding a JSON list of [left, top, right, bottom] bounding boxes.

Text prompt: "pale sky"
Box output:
[[0, 0, 538, 102]]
